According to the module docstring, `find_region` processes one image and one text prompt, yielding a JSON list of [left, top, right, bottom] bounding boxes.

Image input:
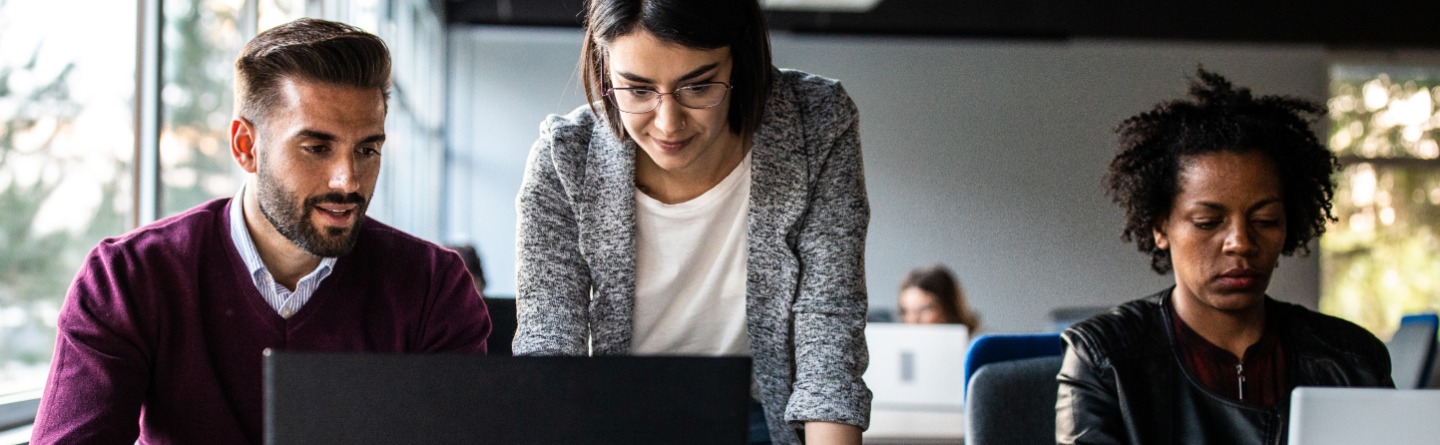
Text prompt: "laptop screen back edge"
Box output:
[[264, 351, 751, 445]]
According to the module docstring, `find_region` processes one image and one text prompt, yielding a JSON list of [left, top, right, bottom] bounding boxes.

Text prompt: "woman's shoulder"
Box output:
[[772, 68, 857, 122], [538, 104, 606, 147], [530, 104, 620, 179], [774, 68, 843, 92], [1062, 293, 1167, 364], [761, 69, 860, 165], [1271, 300, 1388, 356]]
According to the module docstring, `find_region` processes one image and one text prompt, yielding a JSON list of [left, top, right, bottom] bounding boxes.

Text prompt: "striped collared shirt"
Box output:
[[228, 186, 337, 319]]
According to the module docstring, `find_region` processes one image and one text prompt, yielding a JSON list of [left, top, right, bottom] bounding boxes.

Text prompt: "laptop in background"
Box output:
[[863, 323, 969, 412], [264, 351, 750, 445], [1287, 386, 1440, 445]]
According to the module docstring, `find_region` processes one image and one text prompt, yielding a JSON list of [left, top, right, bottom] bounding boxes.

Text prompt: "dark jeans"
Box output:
[[749, 399, 772, 445]]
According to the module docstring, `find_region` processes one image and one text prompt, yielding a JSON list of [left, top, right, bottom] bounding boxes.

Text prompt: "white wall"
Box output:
[[446, 26, 1329, 332]]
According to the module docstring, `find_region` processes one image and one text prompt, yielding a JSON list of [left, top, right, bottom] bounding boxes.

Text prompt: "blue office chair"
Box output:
[[967, 355, 1064, 445], [1387, 313, 1438, 389], [962, 333, 1064, 401], [962, 333, 1064, 445]]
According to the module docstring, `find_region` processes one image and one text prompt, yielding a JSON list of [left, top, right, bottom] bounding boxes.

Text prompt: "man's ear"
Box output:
[[1152, 224, 1170, 251], [230, 117, 259, 173]]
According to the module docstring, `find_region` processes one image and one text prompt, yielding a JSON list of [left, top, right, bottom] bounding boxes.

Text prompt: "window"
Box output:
[[1321, 64, 1440, 337], [160, 0, 246, 215], [259, 0, 303, 32], [0, 0, 137, 397]]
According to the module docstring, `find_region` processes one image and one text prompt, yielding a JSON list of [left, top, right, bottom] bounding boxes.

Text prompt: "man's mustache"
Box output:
[[306, 192, 366, 207]]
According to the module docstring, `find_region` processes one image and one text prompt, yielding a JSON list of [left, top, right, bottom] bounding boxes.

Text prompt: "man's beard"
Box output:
[[256, 166, 367, 257]]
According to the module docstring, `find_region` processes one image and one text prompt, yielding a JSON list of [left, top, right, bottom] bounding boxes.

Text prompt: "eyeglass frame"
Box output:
[[603, 81, 735, 114]]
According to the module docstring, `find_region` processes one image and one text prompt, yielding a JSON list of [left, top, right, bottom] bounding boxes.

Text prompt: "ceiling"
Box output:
[[444, 0, 1440, 49]]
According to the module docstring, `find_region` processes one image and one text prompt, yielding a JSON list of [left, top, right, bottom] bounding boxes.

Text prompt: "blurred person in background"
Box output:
[[897, 264, 981, 333], [447, 243, 488, 294]]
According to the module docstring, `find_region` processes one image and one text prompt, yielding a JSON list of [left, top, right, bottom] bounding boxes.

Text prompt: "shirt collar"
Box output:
[[229, 185, 337, 280]]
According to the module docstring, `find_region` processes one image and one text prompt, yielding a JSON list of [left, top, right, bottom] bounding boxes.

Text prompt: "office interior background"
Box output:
[[2, 0, 1440, 429]]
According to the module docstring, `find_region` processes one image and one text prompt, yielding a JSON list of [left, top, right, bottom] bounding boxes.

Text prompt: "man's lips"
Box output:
[[313, 203, 357, 226], [315, 203, 357, 214]]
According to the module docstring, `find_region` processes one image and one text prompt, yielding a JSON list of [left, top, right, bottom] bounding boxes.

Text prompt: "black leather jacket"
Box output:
[[1056, 289, 1393, 445]]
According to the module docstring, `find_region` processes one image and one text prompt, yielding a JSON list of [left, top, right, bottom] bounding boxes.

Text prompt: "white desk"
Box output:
[[862, 408, 964, 445]]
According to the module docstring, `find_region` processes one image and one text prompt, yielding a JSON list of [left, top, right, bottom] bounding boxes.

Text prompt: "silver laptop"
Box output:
[[1287, 387, 1440, 445], [863, 323, 969, 412]]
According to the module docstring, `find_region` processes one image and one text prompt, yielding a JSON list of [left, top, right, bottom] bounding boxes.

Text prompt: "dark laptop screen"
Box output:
[[264, 351, 751, 445]]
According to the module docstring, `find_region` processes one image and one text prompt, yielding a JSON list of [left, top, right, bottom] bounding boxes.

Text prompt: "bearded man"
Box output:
[[31, 18, 491, 445]]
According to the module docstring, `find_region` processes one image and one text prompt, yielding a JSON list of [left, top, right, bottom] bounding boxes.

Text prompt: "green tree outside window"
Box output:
[[1322, 65, 1440, 338]]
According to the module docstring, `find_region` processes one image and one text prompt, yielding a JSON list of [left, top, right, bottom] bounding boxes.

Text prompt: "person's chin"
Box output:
[[309, 231, 360, 256], [646, 154, 695, 173], [315, 219, 359, 238], [1204, 289, 1267, 313], [642, 139, 702, 167]]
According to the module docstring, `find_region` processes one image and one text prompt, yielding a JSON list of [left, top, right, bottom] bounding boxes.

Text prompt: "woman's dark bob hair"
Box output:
[[580, 0, 773, 139], [1105, 68, 1339, 274]]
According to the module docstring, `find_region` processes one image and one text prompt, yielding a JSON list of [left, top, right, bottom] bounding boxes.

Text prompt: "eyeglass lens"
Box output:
[[609, 83, 730, 113]]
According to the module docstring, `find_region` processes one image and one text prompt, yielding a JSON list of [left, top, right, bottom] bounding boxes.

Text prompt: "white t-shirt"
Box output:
[[631, 153, 752, 356]]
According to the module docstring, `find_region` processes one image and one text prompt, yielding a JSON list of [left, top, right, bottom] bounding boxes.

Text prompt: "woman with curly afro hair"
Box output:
[[1056, 69, 1394, 445]]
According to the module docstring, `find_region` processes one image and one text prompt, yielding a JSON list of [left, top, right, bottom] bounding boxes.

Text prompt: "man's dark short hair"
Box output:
[[234, 18, 391, 125], [1105, 68, 1339, 274]]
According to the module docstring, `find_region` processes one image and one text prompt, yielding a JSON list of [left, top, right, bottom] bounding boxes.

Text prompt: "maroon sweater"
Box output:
[[31, 198, 491, 444]]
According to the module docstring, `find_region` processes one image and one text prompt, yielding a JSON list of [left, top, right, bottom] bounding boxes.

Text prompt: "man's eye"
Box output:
[[302, 145, 327, 154]]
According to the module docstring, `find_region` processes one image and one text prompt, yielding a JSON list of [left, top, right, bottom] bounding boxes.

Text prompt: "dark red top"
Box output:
[[1170, 303, 1289, 408], [31, 198, 491, 445]]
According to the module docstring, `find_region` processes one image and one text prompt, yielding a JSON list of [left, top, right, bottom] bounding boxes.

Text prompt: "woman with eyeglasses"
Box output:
[[513, 1, 870, 444]]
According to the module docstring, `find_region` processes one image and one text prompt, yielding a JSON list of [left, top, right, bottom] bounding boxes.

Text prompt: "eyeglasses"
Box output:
[[604, 82, 734, 114]]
